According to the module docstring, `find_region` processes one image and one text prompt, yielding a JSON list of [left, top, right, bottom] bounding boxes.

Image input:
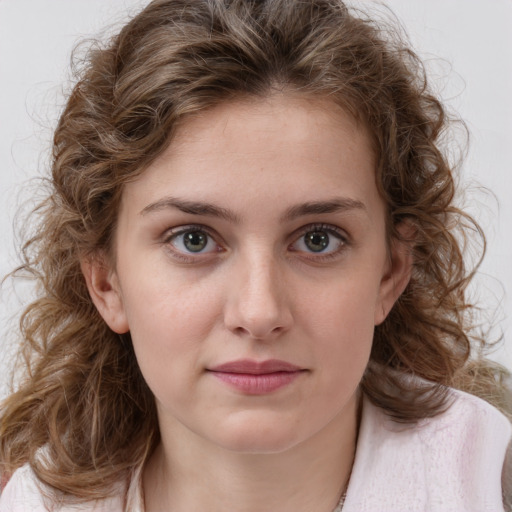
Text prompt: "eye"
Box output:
[[290, 225, 347, 256], [178, 230, 211, 252], [303, 231, 331, 252], [165, 226, 221, 257]]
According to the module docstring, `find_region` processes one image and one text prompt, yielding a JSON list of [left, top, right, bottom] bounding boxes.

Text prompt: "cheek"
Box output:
[[118, 271, 222, 386], [304, 269, 381, 336], [121, 259, 221, 333], [301, 269, 381, 380]]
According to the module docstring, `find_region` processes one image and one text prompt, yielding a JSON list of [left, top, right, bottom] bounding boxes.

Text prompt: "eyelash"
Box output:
[[161, 223, 349, 263]]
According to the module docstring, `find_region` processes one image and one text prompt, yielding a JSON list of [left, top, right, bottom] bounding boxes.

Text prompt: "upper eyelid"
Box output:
[[291, 223, 349, 241], [163, 224, 218, 241], [161, 223, 349, 241]]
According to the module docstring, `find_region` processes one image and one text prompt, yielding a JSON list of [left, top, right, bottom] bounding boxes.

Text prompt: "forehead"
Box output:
[[120, 94, 382, 222], [170, 94, 372, 161]]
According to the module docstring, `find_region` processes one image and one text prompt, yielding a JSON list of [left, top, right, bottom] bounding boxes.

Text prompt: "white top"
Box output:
[[1, 387, 510, 512]]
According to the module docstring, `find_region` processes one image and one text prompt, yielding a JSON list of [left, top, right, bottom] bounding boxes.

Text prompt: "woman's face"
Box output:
[[87, 94, 410, 454]]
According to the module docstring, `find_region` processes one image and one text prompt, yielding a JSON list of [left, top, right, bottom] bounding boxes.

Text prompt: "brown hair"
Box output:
[[1, 0, 509, 503]]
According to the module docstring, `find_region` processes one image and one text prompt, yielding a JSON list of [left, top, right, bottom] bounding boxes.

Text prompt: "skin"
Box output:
[[83, 94, 412, 511]]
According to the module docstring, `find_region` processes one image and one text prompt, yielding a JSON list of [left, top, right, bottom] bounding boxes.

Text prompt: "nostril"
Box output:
[[229, 322, 288, 341], [233, 326, 248, 336]]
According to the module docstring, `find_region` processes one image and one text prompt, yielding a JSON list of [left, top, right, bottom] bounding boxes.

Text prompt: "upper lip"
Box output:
[[209, 359, 302, 374]]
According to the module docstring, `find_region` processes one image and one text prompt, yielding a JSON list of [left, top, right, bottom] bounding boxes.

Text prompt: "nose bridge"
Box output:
[[245, 252, 279, 306], [224, 246, 292, 339]]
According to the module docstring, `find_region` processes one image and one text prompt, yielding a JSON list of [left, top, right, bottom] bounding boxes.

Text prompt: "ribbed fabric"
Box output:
[[343, 390, 511, 512]]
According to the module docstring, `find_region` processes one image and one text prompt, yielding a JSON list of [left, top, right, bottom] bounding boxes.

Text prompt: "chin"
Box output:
[[208, 413, 306, 454]]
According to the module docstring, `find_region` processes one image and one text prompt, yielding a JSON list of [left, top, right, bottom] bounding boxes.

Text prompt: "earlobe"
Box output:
[[374, 221, 415, 325], [80, 254, 129, 334]]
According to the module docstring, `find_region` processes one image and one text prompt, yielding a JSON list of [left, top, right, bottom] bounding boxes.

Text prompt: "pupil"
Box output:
[[305, 231, 329, 252], [184, 231, 207, 252]]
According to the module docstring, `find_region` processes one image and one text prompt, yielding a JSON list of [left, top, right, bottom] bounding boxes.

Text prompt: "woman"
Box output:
[[0, 0, 510, 510]]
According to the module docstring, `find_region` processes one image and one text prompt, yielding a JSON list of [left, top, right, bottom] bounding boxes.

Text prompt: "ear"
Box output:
[[374, 220, 415, 325], [80, 253, 129, 334]]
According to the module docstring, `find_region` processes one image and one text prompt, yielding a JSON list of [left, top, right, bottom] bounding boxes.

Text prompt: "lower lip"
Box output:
[[209, 371, 303, 394]]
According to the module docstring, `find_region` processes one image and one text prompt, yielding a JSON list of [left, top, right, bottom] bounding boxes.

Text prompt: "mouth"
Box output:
[[207, 359, 306, 395]]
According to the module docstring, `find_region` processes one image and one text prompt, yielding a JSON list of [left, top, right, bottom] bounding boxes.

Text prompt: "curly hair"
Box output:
[[1, 0, 509, 503]]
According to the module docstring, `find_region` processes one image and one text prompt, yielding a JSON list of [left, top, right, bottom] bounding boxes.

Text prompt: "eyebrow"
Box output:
[[140, 196, 366, 222], [281, 198, 367, 222], [140, 197, 241, 223]]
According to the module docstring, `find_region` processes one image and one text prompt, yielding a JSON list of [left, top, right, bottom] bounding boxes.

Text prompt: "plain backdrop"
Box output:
[[1, 0, 511, 399]]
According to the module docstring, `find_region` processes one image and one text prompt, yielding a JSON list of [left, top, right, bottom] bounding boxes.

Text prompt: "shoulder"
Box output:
[[343, 388, 511, 512], [361, 386, 510, 454], [0, 465, 48, 512], [417, 387, 511, 450], [0, 465, 126, 512], [417, 389, 510, 492], [419, 388, 511, 510]]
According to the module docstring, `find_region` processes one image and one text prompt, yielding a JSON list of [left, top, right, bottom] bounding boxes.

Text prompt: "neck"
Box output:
[[143, 394, 360, 512]]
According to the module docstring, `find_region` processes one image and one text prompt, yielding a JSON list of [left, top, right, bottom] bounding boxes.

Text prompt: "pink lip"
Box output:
[[208, 359, 305, 395]]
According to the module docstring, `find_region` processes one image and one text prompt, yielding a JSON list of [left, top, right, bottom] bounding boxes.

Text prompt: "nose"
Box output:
[[223, 252, 293, 341]]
